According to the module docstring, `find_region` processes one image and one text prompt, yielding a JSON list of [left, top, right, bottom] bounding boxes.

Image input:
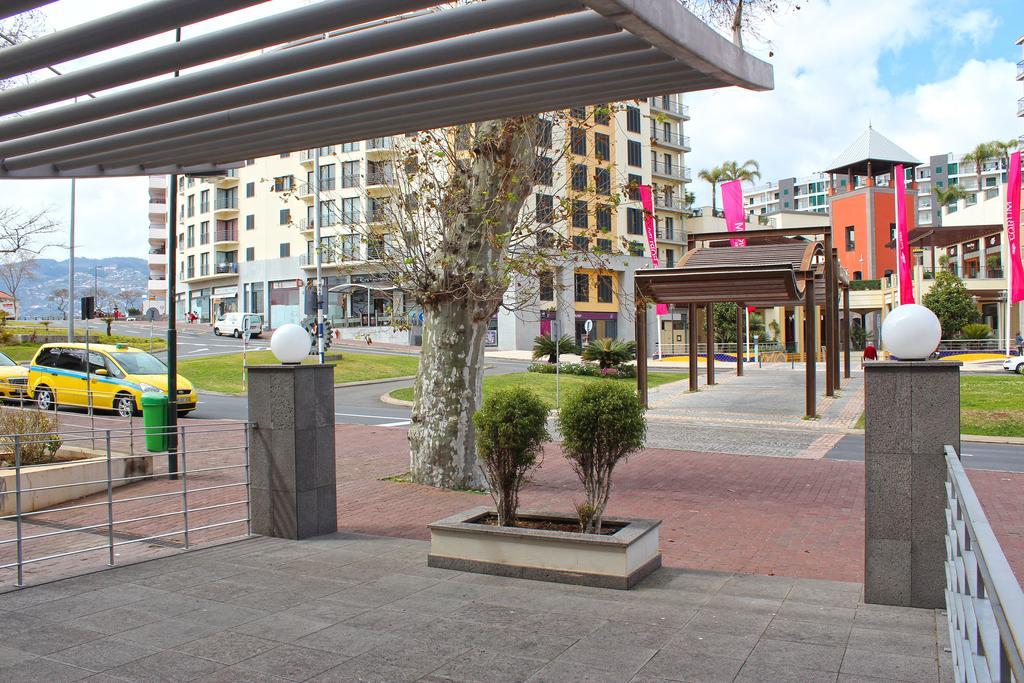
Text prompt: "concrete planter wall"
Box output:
[[428, 506, 661, 589], [0, 447, 153, 515]]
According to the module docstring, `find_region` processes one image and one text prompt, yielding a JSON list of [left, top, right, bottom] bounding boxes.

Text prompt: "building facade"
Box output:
[[144, 176, 168, 316], [163, 97, 691, 351]]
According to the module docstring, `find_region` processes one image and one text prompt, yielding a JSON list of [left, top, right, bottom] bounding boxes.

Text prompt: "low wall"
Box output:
[[0, 447, 154, 515]]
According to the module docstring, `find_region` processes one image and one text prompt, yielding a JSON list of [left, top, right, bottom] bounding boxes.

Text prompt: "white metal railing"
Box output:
[[944, 445, 1024, 682], [0, 398, 251, 587], [938, 339, 1004, 351]]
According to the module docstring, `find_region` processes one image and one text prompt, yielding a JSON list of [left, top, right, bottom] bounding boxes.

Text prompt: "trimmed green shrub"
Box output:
[[0, 409, 62, 466], [532, 334, 578, 364], [557, 382, 646, 533], [527, 362, 636, 379], [473, 386, 550, 526], [961, 323, 992, 340]]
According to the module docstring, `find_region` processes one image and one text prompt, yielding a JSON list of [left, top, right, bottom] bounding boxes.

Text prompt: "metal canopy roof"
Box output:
[[824, 126, 921, 177], [0, 0, 773, 178], [635, 241, 822, 306]]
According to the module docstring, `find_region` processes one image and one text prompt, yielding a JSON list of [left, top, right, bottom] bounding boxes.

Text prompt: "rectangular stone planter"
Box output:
[[0, 448, 153, 516], [428, 506, 661, 589]]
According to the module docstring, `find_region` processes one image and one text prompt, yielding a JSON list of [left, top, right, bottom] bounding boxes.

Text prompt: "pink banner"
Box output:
[[638, 185, 669, 315], [894, 164, 915, 305], [721, 179, 747, 247], [1008, 151, 1024, 303]]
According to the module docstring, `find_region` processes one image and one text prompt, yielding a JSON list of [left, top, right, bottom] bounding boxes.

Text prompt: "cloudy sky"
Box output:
[[0, 0, 1019, 259]]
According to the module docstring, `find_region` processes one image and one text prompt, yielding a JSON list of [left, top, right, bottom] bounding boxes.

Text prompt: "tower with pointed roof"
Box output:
[[825, 127, 921, 280]]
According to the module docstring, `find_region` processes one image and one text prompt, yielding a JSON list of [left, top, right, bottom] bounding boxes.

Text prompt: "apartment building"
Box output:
[[744, 172, 837, 217], [144, 176, 168, 316], [165, 96, 691, 351]]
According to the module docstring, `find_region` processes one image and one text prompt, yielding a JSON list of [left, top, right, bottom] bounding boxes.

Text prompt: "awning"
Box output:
[[0, 0, 772, 178]]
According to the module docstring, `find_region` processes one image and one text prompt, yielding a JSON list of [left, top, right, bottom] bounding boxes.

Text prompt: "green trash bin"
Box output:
[[141, 392, 169, 452]]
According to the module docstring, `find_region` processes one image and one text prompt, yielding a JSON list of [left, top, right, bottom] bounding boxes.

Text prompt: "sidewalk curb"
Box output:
[[961, 434, 1024, 445], [380, 391, 413, 407], [335, 375, 417, 389]]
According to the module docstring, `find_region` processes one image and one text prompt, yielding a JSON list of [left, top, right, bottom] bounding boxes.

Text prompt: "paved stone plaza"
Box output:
[[0, 532, 951, 682]]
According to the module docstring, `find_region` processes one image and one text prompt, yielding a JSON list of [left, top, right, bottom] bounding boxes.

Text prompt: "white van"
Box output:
[[213, 312, 265, 338]]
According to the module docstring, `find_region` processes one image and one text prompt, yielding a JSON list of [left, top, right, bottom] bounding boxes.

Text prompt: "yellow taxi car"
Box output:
[[28, 343, 197, 417], [0, 351, 29, 400]]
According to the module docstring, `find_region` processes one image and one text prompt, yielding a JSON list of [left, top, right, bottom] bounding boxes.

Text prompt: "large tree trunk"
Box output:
[[409, 299, 489, 489], [407, 118, 537, 489]]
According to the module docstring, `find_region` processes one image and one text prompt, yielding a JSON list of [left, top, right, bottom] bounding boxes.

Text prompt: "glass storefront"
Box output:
[[269, 280, 301, 327], [189, 288, 211, 323]]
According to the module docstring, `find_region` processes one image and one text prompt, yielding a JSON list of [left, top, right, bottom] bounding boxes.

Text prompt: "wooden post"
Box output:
[[804, 275, 816, 418], [636, 295, 648, 408], [824, 234, 836, 397], [736, 302, 745, 377], [843, 284, 852, 378], [832, 251, 842, 391], [688, 303, 699, 392], [705, 302, 715, 386]]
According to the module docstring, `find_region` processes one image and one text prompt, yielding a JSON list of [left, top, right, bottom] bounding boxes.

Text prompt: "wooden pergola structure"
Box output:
[[634, 227, 851, 418]]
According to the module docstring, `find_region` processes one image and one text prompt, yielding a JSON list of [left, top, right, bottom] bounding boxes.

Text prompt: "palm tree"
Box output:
[[933, 185, 967, 224], [698, 166, 725, 213], [991, 138, 1019, 174], [720, 159, 762, 185], [961, 142, 996, 197]]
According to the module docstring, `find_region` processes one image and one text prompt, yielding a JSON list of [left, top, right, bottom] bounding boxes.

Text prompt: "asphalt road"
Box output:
[[826, 433, 1024, 473]]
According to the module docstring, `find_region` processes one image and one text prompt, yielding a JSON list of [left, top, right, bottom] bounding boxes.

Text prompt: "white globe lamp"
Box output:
[[880, 304, 941, 361], [270, 323, 311, 364]]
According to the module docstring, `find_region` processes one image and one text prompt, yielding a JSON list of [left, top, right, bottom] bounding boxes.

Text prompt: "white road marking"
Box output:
[[378, 420, 411, 427], [334, 411, 408, 420]]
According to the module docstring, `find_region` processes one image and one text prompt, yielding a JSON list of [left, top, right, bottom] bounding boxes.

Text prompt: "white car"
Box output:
[[213, 312, 265, 338], [1003, 356, 1024, 374]]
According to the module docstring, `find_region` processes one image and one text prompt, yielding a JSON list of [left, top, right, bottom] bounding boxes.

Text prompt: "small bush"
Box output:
[[0, 409, 62, 466], [961, 323, 992, 340], [557, 382, 646, 533], [473, 387, 550, 526], [581, 338, 635, 369], [532, 334, 578, 363]]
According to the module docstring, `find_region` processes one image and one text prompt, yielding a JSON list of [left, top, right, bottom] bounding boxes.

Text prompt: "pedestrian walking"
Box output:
[[862, 343, 877, 368], [1015, 332, 1022, 357]]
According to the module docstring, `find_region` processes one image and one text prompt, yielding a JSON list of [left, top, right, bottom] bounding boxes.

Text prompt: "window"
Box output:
[[574, 273, 589, 302], [845, 226, 855, 250], [666, 249, 675, 268], [782, 188, 789, 195], [177, 232, 184, 249], [199, 190, 210, 213], [340, 197, 360, 224], [178, 177, 185, 191], [245, 182, 255, 198], [570, 106, 587, 119], [340, 141, 360, 153], [273, 175, 295, 192], [596, 238, 612, 253], [570, 127, 586, 155], [246, 247, 255, 261], [539, 271, 554, 301], [318, 164, 336, 191], [186, 225, 195, 248], [597, 275, 613, 303], [571, 164, 588, 191], [186, 255, 194, 278], [280, 152, 290, 158], [572, 235, 589, 251], [200, 221, 210, 245], [626, 207, 643, 235], [535, 156, 553, 186], [571, 200, 588, 228], [536, 117, 553, 148], [627, 140, 642, 167], [626, 106, 641, 133], [594, 105, 610, 125], [628, 242, 644, 257], [200, 252, 209, 276], [627, 173, 641, 200], [187, 194, 195, 218], [853, 271, 862, 280], [320, 200, 338, 227], [536, 193, 554, 224], [935, 166, 943, 174], [245, 214, 255, 231], [594, 133, 610, 161], [594, 167, 611, 196], [663, 216, 674, 240], [341, 161, 360, 188], [889, 223, 896, 242], [279, 209, 290, 225], [783, 201, 790, 209], [279, 243, 290, 258], [596, 205, 611, 231]]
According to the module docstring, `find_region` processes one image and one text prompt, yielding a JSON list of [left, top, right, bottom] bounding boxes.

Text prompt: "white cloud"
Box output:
[[685, 0, 1018, 205]]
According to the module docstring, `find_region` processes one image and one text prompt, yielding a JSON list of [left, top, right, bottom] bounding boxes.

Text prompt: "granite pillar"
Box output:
[[864, 360, 960, 608], [247, 364, 337, 540]]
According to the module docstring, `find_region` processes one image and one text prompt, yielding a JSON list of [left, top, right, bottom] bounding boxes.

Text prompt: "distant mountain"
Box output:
[[10, 257, 148, 318]]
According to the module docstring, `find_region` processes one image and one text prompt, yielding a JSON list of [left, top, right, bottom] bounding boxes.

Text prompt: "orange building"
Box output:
[[825, 128, 920, 281]]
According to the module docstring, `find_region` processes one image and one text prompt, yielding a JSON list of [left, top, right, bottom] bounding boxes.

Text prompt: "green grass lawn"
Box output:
[[854, 375, 1024, 437], [389, 371, 686, 406], [179, 350, 420, 394], [0, 334, 167, 362]]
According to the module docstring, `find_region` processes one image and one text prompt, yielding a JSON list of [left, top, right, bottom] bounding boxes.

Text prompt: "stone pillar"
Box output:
[[247, 364, 337, 540], [864, 360, 960, 608]]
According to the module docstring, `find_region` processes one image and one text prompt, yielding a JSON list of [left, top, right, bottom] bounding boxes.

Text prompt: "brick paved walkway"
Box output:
[[0, 533, 951, 682]]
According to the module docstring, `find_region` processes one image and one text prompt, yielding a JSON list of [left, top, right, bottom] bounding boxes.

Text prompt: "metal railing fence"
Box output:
[[0, 401, 251, 587], [944, 445, 1024, 682]]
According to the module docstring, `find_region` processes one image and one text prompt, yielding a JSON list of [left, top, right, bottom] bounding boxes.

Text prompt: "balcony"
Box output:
[[214, 227, 238, 246], [215, 168, 240, 186], [185, 261, 238, 283], [1018, 59, 1024, 80], [651, 160, 690, 182], [148, 277, 167, 291], [148, 226, 167, 242], [1019, 97, 1024, 117], [654, 195, 678, 211], [147, 251, 166, 266], [299, 149, 316, 165], [651, 129, 690, 150], [148, 202, 167, 221], [648, 97, 689, 119], [214, 195, 239, 215], [366, 137, 397, 157], [365, 169, 395, 194]]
